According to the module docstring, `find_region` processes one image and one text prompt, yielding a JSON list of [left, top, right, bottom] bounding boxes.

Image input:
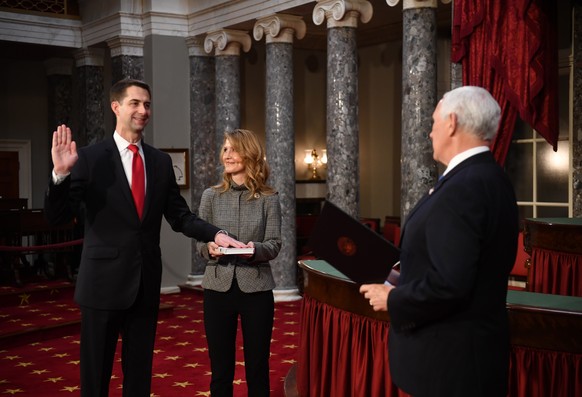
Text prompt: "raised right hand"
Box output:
[[51, 124, 78, 175]]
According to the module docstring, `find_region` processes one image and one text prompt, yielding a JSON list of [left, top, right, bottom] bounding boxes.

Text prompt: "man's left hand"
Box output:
[[359, 283, 393, 312]]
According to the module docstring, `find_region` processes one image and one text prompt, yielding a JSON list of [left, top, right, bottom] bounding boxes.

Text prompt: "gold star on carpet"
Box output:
[[204, 371, 212, 376], [233, 379, 244, 385], [150, 393, 160, 397], [111, 375, 119, 380], [20, 323, 33, 327], [153, 373, 172, 378], [50, 317, 64, 321], [184, 330, 198, 334], [159, 336, 174, 341], [44, 377, 64, 383], [18, 293, 30, 305], [71, 340, 80, 345], [285, 321, 298, 325], [168, 325, 182, 329], [7, 319, 20, 323], [176, 341, 190, 346], [284, 344, 298, 349], [284, 311, 297, 316], [31, 370, 49, 375], [2, 388, 24, 394], [3, 356, 21, 361], [39, 313, 51, 317], [282, 359, 297, 364], [15, 362, 33, 367], [28, 309, 40, 313], [67, 360, 80, 365], [164, 356, 181, 361], [192, 319, 202, 323], [0, 380, 8, 384], [52, 353, 69, 358], [184, 363, 201, 368], [50, 288, 60, 295], [153, 349, 164, 354], [0, 314, 9, 318], [173, 381, 193, 388], [176, 315, 188, 319], [38, 347, 54, 352], [284, 331, 298, 336], [195, 391, 210, 396], [193, 347, 207, 352], [60, 386, 80, 392], [29, 343, 40, 346], [235, 360, 245, 366]]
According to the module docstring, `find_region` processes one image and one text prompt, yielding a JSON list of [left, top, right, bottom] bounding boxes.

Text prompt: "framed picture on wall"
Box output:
[[161, 148, 189, 189]]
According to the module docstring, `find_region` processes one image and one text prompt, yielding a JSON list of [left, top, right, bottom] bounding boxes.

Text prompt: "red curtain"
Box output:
[[296, 295, 411, 397], [452, 0, 558, 165], [529, 247, 582, 297], [509, 346, 582, 397]]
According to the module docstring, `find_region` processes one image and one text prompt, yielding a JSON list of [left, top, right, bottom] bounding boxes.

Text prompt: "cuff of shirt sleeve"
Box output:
[[52, 170, 70, 185]]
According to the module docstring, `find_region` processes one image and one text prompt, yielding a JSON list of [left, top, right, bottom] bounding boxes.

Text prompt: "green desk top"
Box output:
[[526, 217, 582, 226], [301, 260, 582, 314]]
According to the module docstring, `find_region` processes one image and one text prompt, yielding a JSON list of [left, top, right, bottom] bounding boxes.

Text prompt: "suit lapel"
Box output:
[[142, 144, 157, 220]]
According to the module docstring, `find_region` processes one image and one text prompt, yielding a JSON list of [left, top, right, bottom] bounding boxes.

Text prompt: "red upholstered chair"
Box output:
[[508, 232, 530, 291], [383, 216, 401, 246]]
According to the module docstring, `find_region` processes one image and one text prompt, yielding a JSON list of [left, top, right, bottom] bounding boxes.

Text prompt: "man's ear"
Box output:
[[111, 101, 119, 116], [448, 112, 457, 136]]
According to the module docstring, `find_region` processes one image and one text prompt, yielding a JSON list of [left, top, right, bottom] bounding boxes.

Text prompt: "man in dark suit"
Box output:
[[45, 79, 246, 397], [360, 86, 518, 397]]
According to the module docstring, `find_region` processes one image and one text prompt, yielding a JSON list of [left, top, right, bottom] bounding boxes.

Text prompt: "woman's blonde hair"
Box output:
[[214, 129, 275, 198]]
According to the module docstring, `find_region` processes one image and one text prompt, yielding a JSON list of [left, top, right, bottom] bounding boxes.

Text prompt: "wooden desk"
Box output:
[[524, 218, 582, 296], [295, 260, 582, 397]]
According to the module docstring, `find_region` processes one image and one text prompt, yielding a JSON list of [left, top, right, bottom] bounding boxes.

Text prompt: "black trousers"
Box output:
[[79, 286, 159, 397], [204, 281, 274, 397]]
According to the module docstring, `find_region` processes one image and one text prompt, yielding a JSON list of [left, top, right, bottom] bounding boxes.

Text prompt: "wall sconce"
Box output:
[[304, 149, 327, 180]]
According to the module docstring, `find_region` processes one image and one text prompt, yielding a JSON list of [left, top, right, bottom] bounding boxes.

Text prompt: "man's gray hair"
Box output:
[[439, 86, 501, 141]]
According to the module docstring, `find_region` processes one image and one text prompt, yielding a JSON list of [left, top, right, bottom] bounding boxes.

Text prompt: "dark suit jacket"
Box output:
[[45, 137, 220, 310], [388, 151, 518, 397]]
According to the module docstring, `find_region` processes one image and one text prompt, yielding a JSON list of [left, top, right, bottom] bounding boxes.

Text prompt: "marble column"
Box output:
[[186, 37, 217, 284], [313, 0, 373, 219], [204, 29, 251, 182], [106, 36, 145, 83], [573, 4, 582, 216], [254, 14, 306, 299], [74, 48, 106, 146], [45, 58, 73, 172], [388, 0, 443, 220], [45, 58, 73, 128]]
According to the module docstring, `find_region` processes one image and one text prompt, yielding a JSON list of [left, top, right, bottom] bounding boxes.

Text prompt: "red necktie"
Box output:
[[128, 144, 145, 218]]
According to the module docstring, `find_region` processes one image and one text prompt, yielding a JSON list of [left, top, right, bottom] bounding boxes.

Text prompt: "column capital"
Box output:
[[74, 47, 105, 67], [254, 14, 306, 44], [386, 0, 451, 10], [313, 0, 373, 28], [186, 36, 211, 57], [204, 29, 251, 56], [106, 36, 144, 57]]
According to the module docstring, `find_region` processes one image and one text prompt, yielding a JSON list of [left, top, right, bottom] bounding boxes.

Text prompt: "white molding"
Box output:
[[188, 0, 312, 37], [161, 286, 181, 294], [0, 11, 82, 47], [274, 288, 303, 302]]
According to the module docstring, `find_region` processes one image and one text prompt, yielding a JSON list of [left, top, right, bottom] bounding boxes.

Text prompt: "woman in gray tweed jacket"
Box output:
[[196, 129, 282, 397]]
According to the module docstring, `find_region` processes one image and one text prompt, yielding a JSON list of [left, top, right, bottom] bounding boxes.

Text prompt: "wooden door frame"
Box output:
[[0, 139, 31, 207]]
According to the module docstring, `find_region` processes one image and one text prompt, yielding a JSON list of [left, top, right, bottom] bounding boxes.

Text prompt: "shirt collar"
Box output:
[[442, 146, 489, 177], [113, 131, 142, 153]]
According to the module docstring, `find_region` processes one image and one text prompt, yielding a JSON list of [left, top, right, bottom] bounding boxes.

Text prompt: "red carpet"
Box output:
[[0, 281, 301, 396]]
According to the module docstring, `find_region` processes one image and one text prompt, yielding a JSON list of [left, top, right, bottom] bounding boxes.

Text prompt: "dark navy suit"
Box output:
[[45, 137, 220, 396], [388, 151, 518, 397]]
